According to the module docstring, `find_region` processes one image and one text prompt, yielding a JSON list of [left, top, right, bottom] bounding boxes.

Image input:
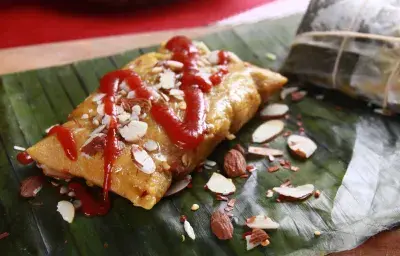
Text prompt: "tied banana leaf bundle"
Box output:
[[282, 0, 400, 113]]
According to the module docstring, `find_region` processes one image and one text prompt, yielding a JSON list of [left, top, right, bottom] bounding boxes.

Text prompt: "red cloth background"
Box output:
[[0, 0, 274, 49]]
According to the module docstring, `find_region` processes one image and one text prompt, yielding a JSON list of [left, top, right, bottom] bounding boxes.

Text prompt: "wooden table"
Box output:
[[0, 24, 397, 256]]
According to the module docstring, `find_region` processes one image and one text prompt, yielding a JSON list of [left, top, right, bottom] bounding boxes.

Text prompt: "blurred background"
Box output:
[[0, 0, 308, 49]]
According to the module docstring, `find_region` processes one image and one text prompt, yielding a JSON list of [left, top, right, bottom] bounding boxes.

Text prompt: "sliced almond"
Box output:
[[131, 145, 156, 174], [14, 145, 26, 151], [90, 124, 106, 137], [252, 120, 284, 143], [266, 189, 274, 198], [260, 103, 289, 119], [207, 50, 220, 65], [246, 215, 279, 229], [117, 112, 131, 124], [92, 93, 106, 102], [57, 201, 75, 223], [184, 220, 196, 240], [248, 146, 283, 157], [164, 175, 192, 196], [205, 172, 236, 195], [287, 135, 317, 158], [204, 160, 217, 168], [245, 235, 260, 251], [119, 120, 148, 142], [280, 87, 298, 100], [169, 89, 184, 101], [273, 184, 314, 199], [96, 103, 105, 116], [81, 114, 89, 119], [159, 69, 176, 89], [143, 140, 158, 152], [165, 60, 184, 71]]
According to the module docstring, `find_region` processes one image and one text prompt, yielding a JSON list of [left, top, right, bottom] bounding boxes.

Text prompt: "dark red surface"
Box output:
[[16, 151, 34, 165], [0, 0, 274, 49], [69, 182, 110, 216]]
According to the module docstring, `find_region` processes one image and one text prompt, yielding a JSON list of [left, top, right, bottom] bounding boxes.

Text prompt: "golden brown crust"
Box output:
[[27, 41, 287, 209]]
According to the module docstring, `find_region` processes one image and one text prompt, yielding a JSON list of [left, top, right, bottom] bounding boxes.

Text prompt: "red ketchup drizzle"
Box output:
[[218, 50, 229, 65], [69, 182, 110, 216], [48, 125, 77, 161], [17, 151, 34, 165]]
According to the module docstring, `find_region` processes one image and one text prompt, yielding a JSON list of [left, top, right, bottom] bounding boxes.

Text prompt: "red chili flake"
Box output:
[[242, 231, 252, 239], [227, 199, 236, 207], [290, 166, 300, 172], [268, 166, 279, 173], [187, 183, 193, 189], [203, 185, 208, 190], [276, 198, 281, 203], [299, 127, 305, 132], [224, 206, 234, 212], [296, 121, 303, 127], [297, 114, 302, 120], [104, 242, 109, 248], [226, 212, 234, 217], [283, 131, 292, 137], [240, 174, 249, 179], [216, 194, 229, 201], [180, 215, 187, 223], [279, 159, 286, 166], [0, 232, 9, 240]]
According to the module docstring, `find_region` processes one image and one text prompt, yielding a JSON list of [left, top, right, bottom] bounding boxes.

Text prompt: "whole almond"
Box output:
[[250, 229, 269, 244], [20, 176, 44, 198], [211, 211, 234, 240], [224, 149, 246, 178]]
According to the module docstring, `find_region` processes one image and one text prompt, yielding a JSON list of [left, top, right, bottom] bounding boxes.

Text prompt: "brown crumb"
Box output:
[[314, 190, 321, 198], [268, 166, 280, 173]]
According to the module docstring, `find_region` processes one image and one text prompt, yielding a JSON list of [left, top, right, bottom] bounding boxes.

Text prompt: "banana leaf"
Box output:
[[1, 14, 400, 256]]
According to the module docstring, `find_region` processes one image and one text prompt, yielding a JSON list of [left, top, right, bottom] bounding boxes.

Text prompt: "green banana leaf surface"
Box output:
[[1, 14, 400, 256]]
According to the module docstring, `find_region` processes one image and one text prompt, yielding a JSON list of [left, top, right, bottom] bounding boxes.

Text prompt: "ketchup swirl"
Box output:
[[17, 151, 34, 165], [69, 182, 110, 216], [48, 125, 78, 161]]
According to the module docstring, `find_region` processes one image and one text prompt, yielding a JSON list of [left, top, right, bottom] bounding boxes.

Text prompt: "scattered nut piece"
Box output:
[[211, 211, 234, 240], [273, 184, 314, 200], [151, 66, 163, 74], [57, 201, 75, 223], [162, 162, 170, 171], [314, 230, 321, 236], [268, 166, 280, 173], [20, 176, 43, 198], [165, 60, 184, 71], [143, 140, 158, 152], [224, 149, 247, 178], [287, 135, 317, 159], [131, 145, 156, 174], [165, 175, 192, 197], [226, 134, 236, 140], [233, 144, 246, 155], [60, 186, 68, 195], [81, 114, 89, 119], [314, 190, 321, 198], [227, 199, 236, 207], [290, 166, 300, 172], [14, 145, 26, 151], [246, 215, 279, 229], [248, 146, 283, 157], [280, 87, 299, 100], [191, 204, 200, 211], [266, 189, 274, 198], [184, 220, 196, 240], [249, 229, 269, 244], [252, 120, 284, 143], [260, 103, 289, 119]]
